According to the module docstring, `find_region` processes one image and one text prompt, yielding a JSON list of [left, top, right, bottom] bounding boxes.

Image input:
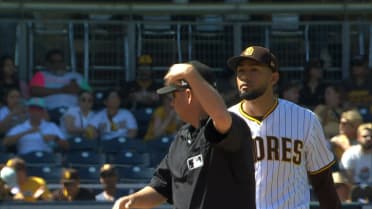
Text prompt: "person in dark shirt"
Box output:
[[299, 59, 326, 110], [112, 61, 255, 209], [52, 168, 94, 201]]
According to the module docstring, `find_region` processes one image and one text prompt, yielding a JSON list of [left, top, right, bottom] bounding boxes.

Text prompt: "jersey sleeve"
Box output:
[[305, 114, 335, 174], [29, 72, 45, 87], [148, 155, 173, 203], [204, 112, 252, 152]]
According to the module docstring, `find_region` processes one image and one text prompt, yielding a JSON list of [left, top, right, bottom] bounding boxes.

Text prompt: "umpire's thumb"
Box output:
[[125, 199, 133, 209]]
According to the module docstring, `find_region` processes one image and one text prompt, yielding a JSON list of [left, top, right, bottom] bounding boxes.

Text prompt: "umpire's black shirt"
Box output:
[[149, 113, 256, 209]]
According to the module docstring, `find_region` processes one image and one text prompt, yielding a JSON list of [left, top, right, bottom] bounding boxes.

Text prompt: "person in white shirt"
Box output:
[[60, 90, 96, 139], [3, 97, 68, 154], [341, 123, 372, 184], [87, 89, 137, 140]]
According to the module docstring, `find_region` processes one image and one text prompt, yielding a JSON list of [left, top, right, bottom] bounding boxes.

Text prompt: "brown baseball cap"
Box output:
[[227, 46, 279, 72], [61, 168, 79, 183]]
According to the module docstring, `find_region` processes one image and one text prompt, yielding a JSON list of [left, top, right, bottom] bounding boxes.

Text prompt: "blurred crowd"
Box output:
[[0, 47, 371, 204], [0, 50, 181, 202]]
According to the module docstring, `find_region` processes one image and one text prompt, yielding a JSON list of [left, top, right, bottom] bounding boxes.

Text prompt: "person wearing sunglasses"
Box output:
[[87, 89, 138, 141], [112, 61, 255, 209], [60, 90, 96, 139]]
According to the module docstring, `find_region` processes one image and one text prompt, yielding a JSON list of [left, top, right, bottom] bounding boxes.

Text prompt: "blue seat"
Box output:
[[148, 150, 167, 167], [93, 90, 105, 111], [146, 135, 173, 151], [145, 136, 173, 166], [27, 165, 62, 183], [131, 107, 154, 138], [73, 165, 100, 183], [19, 151, 58, 165], [100, 137, 147, 154], [64, 151, 102, 166], [112, 150, 149, 166], [68, 136, 98, 151], [117, 166, 154, 183], [48, 107, 68, 125], [0, 153, 14, 164]]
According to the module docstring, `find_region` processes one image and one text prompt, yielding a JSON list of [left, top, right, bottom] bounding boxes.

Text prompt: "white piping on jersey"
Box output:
[[238, 99, 279, 125]]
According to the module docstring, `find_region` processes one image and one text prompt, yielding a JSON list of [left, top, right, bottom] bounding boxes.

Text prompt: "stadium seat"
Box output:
[[64, 151, 103, 166], [20, 151, 58, 165], [137, 15, 182, 67], [73, 165, 100, 183], [146, 136, 173, 166], [0, 153, 14, 164], [68, 136, 98, 151], [93, 90, 105, 111], [111, 150, 150, 166], [131, 107, 154, 138], [117, 166, 154, 183], [148, 150, 167, 167], [146, 135, 173, 151], [27, 164, 62, 183], [100, 137, 147, 154]]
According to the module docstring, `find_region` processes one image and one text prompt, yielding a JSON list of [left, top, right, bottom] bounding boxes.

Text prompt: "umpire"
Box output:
[[112, 61, 255, 209]]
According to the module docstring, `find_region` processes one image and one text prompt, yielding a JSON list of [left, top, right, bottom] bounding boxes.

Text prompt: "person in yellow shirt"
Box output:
[[6, 157, 52, 202], [144, 94, 181, 141]]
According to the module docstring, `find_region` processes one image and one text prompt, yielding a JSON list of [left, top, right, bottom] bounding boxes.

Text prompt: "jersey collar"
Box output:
[[238, 98, 278, 125]]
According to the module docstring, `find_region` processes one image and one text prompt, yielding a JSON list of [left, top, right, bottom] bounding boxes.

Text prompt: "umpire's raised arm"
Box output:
[[163, 62, 232, 134]]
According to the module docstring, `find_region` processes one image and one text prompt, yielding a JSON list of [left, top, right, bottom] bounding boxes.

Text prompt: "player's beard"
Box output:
[[239, 85, 267, 101]]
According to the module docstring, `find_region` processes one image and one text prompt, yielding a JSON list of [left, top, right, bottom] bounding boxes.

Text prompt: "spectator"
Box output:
[[351, 185, 372, 204], [95, 164, 122, 202], [29, 49, 85, 110], [299, 59, 326, 109], [87, 89, 138, 140], [278, 80, 301, 104], [344, 56, 372, 109], [52, 168, 95, 201], [3, 98, 68, 155], [60, 90, 96, 139], [0, 88, 28, 135], [125, 55, 160, 109], [143, 94, 181, 141], [314, 83, 344, 139], [5, 157, 52, 202], [0, 56, 29, 100], [340, 123, 372, 184], [0, 165, 14, 201], [332, 172, 352, 203], [330, 109, 363, 161]]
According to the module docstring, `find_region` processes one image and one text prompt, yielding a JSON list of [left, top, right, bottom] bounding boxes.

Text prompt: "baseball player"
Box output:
[[227, 46, 341, 209]]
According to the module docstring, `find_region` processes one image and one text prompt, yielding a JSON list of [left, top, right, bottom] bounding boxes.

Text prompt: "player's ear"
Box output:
[[185, 88, 192, 104], [271, 72, 279, 86]]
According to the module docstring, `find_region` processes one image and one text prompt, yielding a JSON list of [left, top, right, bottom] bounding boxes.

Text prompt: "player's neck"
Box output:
[[242, 94, 277, 118]]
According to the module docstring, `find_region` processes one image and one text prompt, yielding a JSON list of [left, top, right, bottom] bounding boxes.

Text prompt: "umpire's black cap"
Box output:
[[156, 60, 216, 95], [227, 46, 279, 72]]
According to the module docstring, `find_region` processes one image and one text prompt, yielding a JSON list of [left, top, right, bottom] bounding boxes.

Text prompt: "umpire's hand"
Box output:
[[112, 196, 134, 209]]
